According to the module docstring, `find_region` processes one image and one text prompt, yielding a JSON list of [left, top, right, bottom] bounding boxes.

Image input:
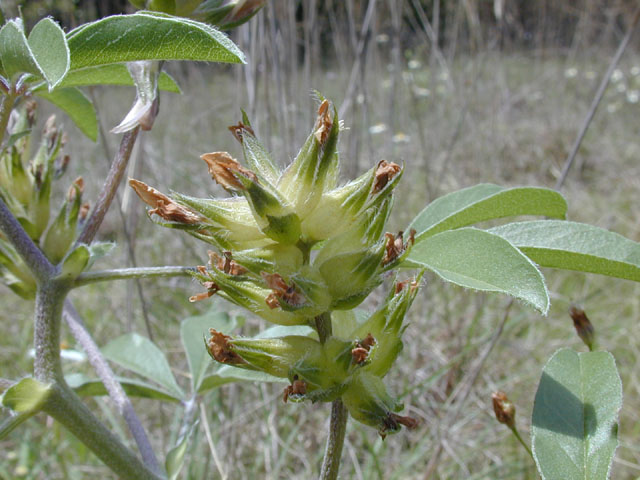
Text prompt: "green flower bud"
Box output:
[[301, 161, 402, 243], [350, 274, 422, 378], [342, 371, 417, 437], [42, 178, 84, 264], [227, 244, 303, 277], [229, 113, 279, 185], [192, 267, 308, 326], [0, 238, 37, 299], [261, 265, 331, 317], [207, 330, 322, 378], [278, 100, 339, 220], [202, 152, 302, 245]]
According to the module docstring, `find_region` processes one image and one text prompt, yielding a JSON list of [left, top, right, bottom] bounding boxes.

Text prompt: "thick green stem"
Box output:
[[315, 312, 349, 480], [33, 280, 68, 382], [43, 383, 164, 480], [73, 265, 196, 288]]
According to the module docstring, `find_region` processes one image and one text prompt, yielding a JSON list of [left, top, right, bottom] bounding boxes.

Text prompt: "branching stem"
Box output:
[[77, 127, 140, 245], [74, 265, 196, 288]]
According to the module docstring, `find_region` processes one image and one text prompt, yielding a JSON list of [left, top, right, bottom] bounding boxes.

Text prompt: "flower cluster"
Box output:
[[130, 98, 421, 436], [0, 103, 87, 297]]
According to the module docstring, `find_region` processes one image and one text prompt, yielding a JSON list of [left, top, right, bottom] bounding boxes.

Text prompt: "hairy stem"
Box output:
[[43, 383, 164, 480], [315, 312, 349, 480], [33, 280, 69, 382], [73, 266, 196, 288], [77, 127, 140, 245], [63, 300, 163, 476], [0, 199, 56, 282]]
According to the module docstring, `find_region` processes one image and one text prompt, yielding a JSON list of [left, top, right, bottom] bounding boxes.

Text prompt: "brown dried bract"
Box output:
[[228, 121, 255, 143], [313, 99, 332, 145], [129, 179, 203, 224], [67, 177, 84, 201], [208, 250, 247, 276], [201, 152, 257, 192], [383, 229, 416, 266], [207, 329, 246, 365], [352, 333, 376, 364], [265, 292, 280, 309], [189, 281, 219, 303], [491, 390, 516, 429], [380, 413, 419, 439], [394, 277, 420, 295], [261, 272, 306, 307], [79, 203, 90, 221], [372, 160, 401, 194], [283, 376, 307, 403]]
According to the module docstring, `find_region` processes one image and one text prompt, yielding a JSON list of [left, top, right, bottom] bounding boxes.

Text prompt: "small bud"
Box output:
[[54, 154, 71, 179], [569, 305, 595, 351], [25, 100, 37, 127], [492, 391, 516, 429], [383, 229, 415, 267], [194, 0, 266, 30]]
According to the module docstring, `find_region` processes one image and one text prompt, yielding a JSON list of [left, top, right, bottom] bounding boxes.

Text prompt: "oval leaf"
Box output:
[[532, 348, 622, 480], [490, 220, 640, 282], [198, 367, 285, 394], [52, 64, 181, 92], [0, 378, 51, 440], [65, 373, 181, 402], [405, 227, 549, 313], [28, 17, 70, 89], [409, 184, 567, 241], [102, 333, 184, 399], [67, 11, 244, 70], [0, 20, 42, 80], [36, 87, 98, 141]]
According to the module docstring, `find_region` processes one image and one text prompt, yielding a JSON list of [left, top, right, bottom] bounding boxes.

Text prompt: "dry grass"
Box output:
[[2, 47, 640, 479]]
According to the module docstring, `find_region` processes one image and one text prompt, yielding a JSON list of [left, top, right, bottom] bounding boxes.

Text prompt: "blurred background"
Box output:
[[1, 1, 640, 478]]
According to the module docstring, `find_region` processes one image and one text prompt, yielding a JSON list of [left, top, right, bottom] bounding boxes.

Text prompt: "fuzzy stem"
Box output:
[[33, 280, 69, 381], [315, 312, 349, 480], [77, 127, 140, 245], [43, 383, 164, 480], [0, 198, 56, 282], [73, 266, 196, 288], [63, 300, 164, 476]]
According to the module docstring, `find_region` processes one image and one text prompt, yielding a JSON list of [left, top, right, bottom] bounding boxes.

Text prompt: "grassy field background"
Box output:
[[2, 6, 640, 479]]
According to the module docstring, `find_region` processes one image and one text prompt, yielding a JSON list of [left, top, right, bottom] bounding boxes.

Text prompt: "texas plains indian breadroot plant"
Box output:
[[130, 99, 422, 439]]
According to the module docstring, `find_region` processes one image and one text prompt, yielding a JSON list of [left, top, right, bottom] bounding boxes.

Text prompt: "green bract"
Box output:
[[131, 98, 422, 434]]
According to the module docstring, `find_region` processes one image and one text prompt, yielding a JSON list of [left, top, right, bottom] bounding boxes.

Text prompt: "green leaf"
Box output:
[[102, 333, 185, 400], [65, 373, 181, 402], [181, 307, 236, 392], [0, 19, 41, 80], [490, 220, 640, 282], [404, 227, 549, 313], [36, 87, 98, 141], [58, 245, 90, 280], [532, 348, 622, 480], [0, 378, 51, 440], [67, 11, 244, 71], [47, 64, 181, 92], [28, 17, 69, 89], [198, 367, 285, 393], [166, 419, 198, 480], [409, 184, 567, 241]]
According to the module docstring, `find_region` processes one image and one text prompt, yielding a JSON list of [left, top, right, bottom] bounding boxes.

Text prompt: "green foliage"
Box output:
[[0, 378, 51, 440], [66, 11, 244, 69], [408, 184, 567, 241], [490, 220, 640, 282], [36, 88, 98, 140], [165, 420, 198, 480], [53, 64, 181, 92], [532, 348, 622, 480], [405, 228, 549, 313], [66, 373, 182, 402], [102, 333, 185, 400]]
